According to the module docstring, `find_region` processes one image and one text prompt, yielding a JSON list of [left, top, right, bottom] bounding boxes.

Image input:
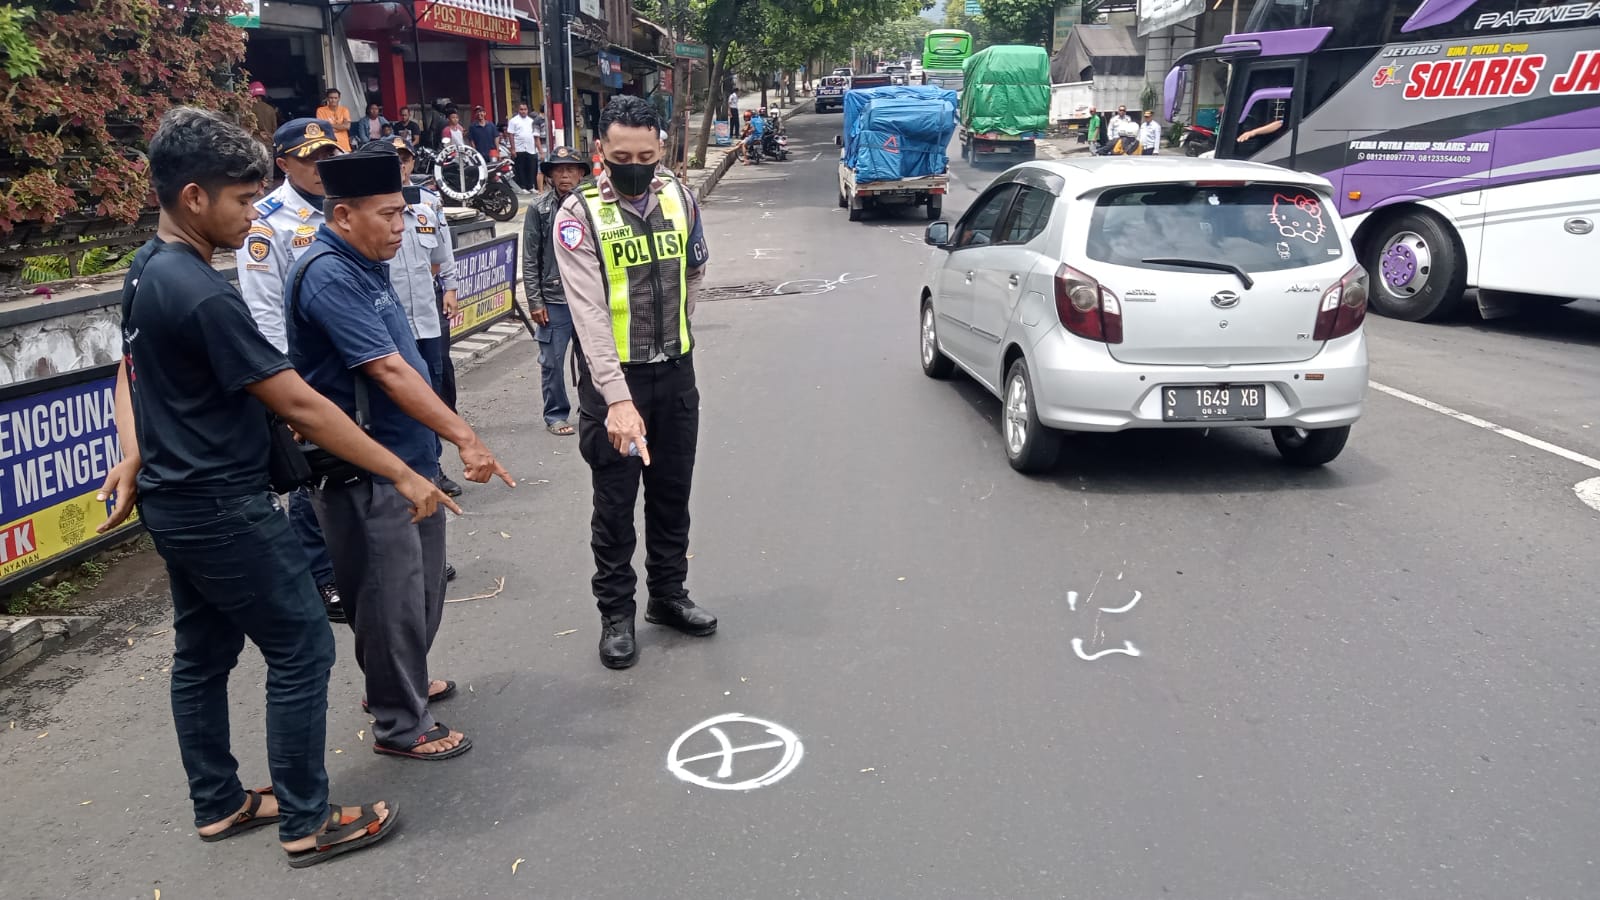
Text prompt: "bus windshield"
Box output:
[[923, 29, 973, 71]]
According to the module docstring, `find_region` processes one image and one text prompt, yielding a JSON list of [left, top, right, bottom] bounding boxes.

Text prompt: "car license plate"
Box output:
[[1161, 384, 1266, 422]]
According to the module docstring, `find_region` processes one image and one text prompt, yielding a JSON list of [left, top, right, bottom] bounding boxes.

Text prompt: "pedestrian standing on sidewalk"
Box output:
[[235, 118, 348, 623], [508, 102, 541, 192], [728, 87, 740, 129], [316, 89, 353, 152], [372, 137, 465, 501], [1139, 110, 1162, 155], [521, 145, 588, 436], [467, 106, 498, 158], [287, 145, 516, 760], [553, 95, 717, 670], [100, 107, 440, 866]]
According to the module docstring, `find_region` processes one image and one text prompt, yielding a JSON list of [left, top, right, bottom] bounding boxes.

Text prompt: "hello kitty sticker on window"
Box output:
[[1270, 193, 1326, 244]]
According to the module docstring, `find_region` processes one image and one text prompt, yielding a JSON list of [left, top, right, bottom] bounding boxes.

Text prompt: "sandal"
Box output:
[[285, 802, 401, 869], [372, 723, 473, 761], [199, 786, 279, 843], [547, 421, 575, 436], [361, 680, 455, 714]]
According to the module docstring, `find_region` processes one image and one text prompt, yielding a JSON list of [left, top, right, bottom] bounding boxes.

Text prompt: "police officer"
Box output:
[[287, 145, 515, 760], [369, 137, 465, 500], [236, 118, 346, 622], [521, 145, 589, 436], [552, 96, 715, 670]]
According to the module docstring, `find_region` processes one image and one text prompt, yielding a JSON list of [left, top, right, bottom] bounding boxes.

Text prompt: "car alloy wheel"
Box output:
[[1004, 370, 1029, 457]]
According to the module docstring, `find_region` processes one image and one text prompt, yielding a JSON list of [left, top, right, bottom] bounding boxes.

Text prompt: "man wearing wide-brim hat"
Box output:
[[522, 144, 591, 437]]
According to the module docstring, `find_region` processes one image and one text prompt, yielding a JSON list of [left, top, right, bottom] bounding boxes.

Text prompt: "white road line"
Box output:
[[1368, 380, 1600, 515], [1369, 381, 1600, 471]]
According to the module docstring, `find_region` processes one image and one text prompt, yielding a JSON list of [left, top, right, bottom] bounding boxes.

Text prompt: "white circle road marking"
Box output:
[[1368, 381, 1600, 515], [667, 714, 804, 791]]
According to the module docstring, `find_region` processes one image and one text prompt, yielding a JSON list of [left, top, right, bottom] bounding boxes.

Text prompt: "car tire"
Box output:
[[920, 299, 954, 379], [848, 192, 864, 222], [1002, 358, 1060, 473], [1364, 211, 1467, 322], [927, 196, 942, 220], [1272, 425, 1351, 467]]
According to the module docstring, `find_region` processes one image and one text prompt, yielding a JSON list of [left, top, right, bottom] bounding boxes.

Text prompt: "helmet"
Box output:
[[248, 81, 267, 97]]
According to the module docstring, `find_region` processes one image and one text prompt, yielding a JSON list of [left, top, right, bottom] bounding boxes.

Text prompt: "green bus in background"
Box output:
[[922, 29, 972, 92]]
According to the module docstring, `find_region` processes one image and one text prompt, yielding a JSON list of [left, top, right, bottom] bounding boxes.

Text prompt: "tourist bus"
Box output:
[[1164, 0, 1600, 322], [923, 29, 973, 92]]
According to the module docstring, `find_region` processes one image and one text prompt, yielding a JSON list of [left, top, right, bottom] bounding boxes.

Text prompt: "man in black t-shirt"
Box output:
[[98, 107, 455, 867]]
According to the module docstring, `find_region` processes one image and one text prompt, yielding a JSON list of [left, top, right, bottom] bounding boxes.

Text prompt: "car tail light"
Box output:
[[1054, 264, 1122, 344], [1313, 265, 1368, 340]]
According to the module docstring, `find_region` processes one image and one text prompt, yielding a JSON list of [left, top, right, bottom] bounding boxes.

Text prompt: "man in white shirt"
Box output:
[[507, 102, 541, 192], [728, 89, 739, 128], [1138, 110, 1162, 155]]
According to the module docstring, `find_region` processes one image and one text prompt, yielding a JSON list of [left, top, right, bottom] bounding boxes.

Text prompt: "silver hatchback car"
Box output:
[[919, 157, 1369, 473]]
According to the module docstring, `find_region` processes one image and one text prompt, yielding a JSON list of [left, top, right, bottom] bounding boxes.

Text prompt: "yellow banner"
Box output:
[[447, 234, 519, 341]]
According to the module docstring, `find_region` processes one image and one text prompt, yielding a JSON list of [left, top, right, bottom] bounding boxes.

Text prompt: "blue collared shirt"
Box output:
[[286, 226, 439, 480]]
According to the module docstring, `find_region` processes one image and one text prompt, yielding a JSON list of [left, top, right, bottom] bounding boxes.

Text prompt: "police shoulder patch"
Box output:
[[246, 235, 271, 262], [557, 219, 586, 250], [254, 195, 284, 216], [247, 223, 274, 238]]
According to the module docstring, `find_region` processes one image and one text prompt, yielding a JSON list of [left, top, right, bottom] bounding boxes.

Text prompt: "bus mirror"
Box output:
[[1164, 66, 1186, 122]]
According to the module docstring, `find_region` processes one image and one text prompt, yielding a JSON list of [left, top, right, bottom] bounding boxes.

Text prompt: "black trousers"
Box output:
[[576, 353, 699, 619], [514, 152, 538, 192], [431, 283, 457, 412]]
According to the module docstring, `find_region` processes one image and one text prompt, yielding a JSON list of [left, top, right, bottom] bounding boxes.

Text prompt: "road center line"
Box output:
[[1368, 381, 1600, 472], [1369, 380, 1600, 514]]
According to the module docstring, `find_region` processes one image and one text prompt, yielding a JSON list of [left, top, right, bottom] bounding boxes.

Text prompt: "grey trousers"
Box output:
[[312, 479, 447, 747]]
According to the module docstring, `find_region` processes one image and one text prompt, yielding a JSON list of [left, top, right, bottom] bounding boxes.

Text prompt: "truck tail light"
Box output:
[[1054, 264, 1122, 344], [1312, 265, 1368, 341]]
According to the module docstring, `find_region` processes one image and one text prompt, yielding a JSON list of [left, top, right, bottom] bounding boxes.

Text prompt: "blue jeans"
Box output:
[[139, 491, 336, 842], [537, 303, 573, 426], [287, 488, 335, 588]]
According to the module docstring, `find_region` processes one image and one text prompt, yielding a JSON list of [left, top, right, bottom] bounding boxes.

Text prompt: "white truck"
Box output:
[[836, 163, 948, 222]]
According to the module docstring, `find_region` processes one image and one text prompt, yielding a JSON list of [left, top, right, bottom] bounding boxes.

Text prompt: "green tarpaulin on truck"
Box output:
[[959, 45, 1051, 135]]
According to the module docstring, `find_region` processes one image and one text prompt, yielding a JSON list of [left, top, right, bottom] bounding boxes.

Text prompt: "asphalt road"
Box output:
[[2, 111, 1599, 900]]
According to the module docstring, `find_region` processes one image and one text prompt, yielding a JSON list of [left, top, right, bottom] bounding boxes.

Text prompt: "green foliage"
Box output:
[[0, 5, 42, 79], [18, 240, 139, 284]]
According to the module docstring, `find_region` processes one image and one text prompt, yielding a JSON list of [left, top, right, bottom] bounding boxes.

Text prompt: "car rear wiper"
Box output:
[[1140, 257, 1254, 290]]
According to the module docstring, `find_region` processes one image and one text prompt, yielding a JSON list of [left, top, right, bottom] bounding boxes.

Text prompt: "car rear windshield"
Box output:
[[1086, 183, 1344, 272]]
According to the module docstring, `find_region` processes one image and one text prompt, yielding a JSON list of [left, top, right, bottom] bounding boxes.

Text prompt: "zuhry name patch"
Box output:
[[557, 220, 586, 250]]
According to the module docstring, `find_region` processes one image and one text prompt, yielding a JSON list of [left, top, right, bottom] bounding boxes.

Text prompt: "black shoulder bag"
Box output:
[[286, 247, 376, 487]]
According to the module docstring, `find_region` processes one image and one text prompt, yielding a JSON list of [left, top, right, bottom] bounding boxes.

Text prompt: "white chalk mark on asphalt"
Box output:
[[1066, 591, 1079, 611], [1371, 381, 1600, 515], [1072, 638, 1141, 661], [811, 151, 822, 161], [1098, 591, 1141, 614], [1577, 477, 1600, 514], [667, 714, 804, 791]]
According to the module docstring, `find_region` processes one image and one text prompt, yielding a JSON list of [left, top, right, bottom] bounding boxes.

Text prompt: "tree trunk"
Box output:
[[693, 42, 730, 168]]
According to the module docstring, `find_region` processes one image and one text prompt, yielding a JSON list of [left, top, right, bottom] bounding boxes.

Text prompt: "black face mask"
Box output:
[[605, 160, 654, 197]]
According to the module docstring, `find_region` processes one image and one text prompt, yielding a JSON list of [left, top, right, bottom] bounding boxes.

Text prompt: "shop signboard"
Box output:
[[447, 234, 519, 341], [415, 1, 520, 42]]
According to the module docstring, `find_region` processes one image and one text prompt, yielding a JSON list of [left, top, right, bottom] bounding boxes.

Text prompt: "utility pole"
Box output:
[[540, 0, 575, 150]]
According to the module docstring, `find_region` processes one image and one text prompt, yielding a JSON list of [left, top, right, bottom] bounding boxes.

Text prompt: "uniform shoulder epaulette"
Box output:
[[254, 195, 284, 216]]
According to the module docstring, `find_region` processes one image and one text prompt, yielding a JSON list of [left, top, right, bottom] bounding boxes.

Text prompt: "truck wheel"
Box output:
[[848, 192, 864, 222], [927, 196, 942, 220], [960, 139, 970, 162], [838, 185, 847, 208], [1363, 211, 1467, 322]]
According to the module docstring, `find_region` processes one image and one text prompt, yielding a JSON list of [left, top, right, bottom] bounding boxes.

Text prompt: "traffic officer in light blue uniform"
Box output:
[[236, 118, 347, 622]]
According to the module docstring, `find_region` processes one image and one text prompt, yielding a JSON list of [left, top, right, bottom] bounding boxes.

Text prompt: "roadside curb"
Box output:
[[687, 98, 815, 201], [0, 615, 101, 679], [450, 317, 530, 375]]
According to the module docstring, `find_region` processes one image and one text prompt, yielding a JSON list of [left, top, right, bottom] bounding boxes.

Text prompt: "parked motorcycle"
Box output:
[[1179, 123, 1215, 157], [420, 138, 520, 222], [762, 129, 789, 161]]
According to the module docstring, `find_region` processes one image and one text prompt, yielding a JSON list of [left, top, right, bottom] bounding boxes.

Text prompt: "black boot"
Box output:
[[436, 473, 463, 498], [319, 583, 347, 623], [599, 616, 638, 669], [645, 596, 717, 636]]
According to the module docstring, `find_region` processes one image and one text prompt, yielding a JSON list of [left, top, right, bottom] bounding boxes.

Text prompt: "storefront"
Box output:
[[490, 30, 544, 119], [244, 0, 337, 121], [340, 0, 521, 123]]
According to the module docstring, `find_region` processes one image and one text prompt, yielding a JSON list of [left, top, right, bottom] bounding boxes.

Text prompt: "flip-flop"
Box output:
[[284, 802, 401, 869], [372, 723, 473, 761], [199, 786, 280, 843], [361, 680, 455, 714], [547, 422, 575, 435]]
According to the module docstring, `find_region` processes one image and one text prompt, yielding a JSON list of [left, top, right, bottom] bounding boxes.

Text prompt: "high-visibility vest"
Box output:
[[575, 176, 693, 364]]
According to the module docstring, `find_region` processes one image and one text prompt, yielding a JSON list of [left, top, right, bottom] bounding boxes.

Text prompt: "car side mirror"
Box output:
[[835, 134, 843, 148], [925, 221, 951, 247]]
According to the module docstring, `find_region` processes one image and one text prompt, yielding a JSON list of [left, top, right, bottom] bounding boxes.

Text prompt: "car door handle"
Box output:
[[1008, 274, 1020, 287]]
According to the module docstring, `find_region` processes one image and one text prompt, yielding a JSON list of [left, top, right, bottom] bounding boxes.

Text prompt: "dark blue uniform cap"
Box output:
[[274, 118, 340, 158]]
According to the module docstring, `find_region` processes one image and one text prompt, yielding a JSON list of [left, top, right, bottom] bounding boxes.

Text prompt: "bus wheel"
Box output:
[[1364, 212, 1467, 322]]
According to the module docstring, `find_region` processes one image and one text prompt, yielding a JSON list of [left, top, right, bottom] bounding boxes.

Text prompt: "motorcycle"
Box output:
[[1110, 120, 1144, 156], [762, 129, 789, 161], [419, 138, 520, 222], [1179, 123, 1215, 157]]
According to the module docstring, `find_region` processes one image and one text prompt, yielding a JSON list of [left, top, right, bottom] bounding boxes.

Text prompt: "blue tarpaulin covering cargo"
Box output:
[[843, 85, 958, 184]]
